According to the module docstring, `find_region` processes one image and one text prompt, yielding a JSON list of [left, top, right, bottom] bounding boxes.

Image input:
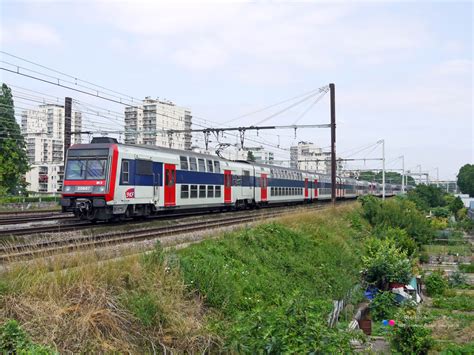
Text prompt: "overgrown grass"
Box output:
[[0, 244, 216, 353], [432, 294, 474, 312], [177, 205, 365, 351]]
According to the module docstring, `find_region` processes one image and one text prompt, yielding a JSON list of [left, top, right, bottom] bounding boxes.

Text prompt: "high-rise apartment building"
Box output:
[[124, 97, 192, 150], [290, 141, 341, 174], [21, 104, 82, 193]]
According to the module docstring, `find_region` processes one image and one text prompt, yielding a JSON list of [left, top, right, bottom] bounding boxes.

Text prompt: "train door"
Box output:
[[261, 174, 267, 201], [164, 164, 176, 207], [304, 178, 309, 199], [314, 179, 318, 198], [224, 170, 232, 204]]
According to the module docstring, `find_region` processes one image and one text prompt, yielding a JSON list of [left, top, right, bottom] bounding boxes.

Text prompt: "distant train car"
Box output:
[[61, 138, 404, 221]]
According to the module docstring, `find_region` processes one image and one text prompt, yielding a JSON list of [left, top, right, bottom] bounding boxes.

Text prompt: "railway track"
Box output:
[[0, 213, 74, 226], [0, 203, 330, 263]]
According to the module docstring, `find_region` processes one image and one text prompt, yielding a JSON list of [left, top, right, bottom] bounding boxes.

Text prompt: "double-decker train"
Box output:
[[60, 137, 403, 221]]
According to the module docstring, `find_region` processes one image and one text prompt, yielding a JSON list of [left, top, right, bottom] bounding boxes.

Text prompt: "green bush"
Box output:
[[226, 295, 362, 353], [0, 319, 53, 354], [362, 238, 412, 290], [419, 251, 429, 264], [431, 207, 450, 218], [448, 271, 467, 288], [390, 316, 434, 354], [360, 196, 433, 245], [458, 263, 474, 273], [370, 291, 397, 321], [424, 272, 448, 296]]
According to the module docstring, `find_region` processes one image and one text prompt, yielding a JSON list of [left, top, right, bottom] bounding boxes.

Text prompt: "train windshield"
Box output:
[[65, 159, 108, 180]]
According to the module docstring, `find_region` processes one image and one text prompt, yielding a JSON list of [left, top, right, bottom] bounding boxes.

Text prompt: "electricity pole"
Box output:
[[330, 83, 336, 205], [377, 139, 386, 200], [400, 155, 405, 193]]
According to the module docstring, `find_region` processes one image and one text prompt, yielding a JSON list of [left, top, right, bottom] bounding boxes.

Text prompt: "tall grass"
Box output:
[[0, 244, 217, 353]]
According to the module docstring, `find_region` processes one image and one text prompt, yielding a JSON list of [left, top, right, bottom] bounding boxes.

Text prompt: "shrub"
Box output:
[[361, 197, 434, 245], [362, 238, 412, 290], [370, 291, 397, 321], [226, 295, 362, 353], [458, 263, 474, 273], [390, 316, 434, 354], [383, 227, 418, 257], [448, 271, 467, 288], [419, 251, 429, 264], [431, 207, 450, 218], [424, 271, 447, 296], [430, 217, 448, 230]]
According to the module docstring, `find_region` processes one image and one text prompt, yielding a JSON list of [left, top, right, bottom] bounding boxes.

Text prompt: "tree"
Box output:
[[407, 185, 446, 210], [246, 151, 256, 162], [457, 164, 474, 197], [0, 84, 29, 195], [357, 171, 416, 186]]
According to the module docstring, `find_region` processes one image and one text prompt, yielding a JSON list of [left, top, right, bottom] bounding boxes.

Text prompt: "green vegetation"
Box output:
[[362, 237, 412, 290], [360, 195, 433, 246], [0, 319, 53, 354], [432, 294, 474, 312], [459, 263, 474, 273], [390, 315, 434, 355], [424, 271, 448, 296], [369, 291, 397, 321], [457, 164, 474, 197], [0, 83, 29, 196], [178, 208, 363, 351], [357, 171, 416, 186]]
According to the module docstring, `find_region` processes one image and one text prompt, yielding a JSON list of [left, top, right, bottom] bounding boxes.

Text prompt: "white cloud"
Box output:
[[90, 2, 429, 77], [1, 22, 61, 47], [434, 59, 472, 76]]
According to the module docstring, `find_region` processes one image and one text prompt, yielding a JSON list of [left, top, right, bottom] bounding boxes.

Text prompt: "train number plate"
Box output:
[[76, 186, 92, 192]]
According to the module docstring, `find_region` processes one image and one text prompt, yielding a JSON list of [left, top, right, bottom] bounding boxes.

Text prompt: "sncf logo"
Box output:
[[125, 188, 135, 199]]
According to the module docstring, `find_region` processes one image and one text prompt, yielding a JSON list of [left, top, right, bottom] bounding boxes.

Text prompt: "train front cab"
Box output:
[[61, 142, 119, 220]]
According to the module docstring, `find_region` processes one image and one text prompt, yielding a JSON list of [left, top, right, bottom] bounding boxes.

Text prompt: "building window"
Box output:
[[181, 185, 189, 198], [122, 160, 129, 183], [190, 185, 198, 198], [199, 185, 206, 198], [189, 157, 197, 171], [215, 185, 221, 198], [214, 161, 220, 173], [207, 160, 214, 173], [198, 158, 206, 172], [180, 156, 188, 170], [207, 185, 214, 198]]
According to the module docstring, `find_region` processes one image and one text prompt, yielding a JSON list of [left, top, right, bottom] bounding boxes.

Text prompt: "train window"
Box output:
[[199, 185, 206, 198], [180, 156, 188, 170], [136, 159, 153, 175], [207, 160, 214, 173], [189, 157, 197, 171], [215, 185, 221, 198], [181, 185, 189, 199], [190, 185, 198, 198], [122, 160, 129, 183], [242, 170, 250, 186], [214, 161, 220, 173], [198, 158, 206, 172], [207, 185, 214, 198]]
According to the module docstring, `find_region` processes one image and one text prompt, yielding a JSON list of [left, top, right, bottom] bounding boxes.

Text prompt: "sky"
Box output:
[[0, 0, 472, 180]]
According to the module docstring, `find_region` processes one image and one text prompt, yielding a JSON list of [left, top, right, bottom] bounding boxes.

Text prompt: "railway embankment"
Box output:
[[1, 188, 472, 353]]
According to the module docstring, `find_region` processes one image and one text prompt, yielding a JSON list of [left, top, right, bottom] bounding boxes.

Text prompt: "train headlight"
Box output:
[[64, 185, 73, 192], [94, 185, 106, 193]]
